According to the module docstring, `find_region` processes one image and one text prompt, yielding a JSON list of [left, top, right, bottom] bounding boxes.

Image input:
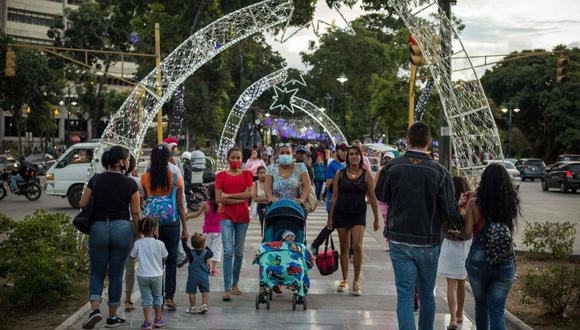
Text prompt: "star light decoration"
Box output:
[[414, 78, 435, 121], [269, 71, 306, 114], [276, 2, 356, 43]]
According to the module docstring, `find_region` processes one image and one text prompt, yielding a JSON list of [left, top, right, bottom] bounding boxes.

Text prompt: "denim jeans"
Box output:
[[158, 222, 180, 300], [389, 242, 441, 330], [137, 275, 163, 307], [89, 220, 134, 306], [10, 174, 24, 191], [314, 180, 324, 200], [466, 249, 515, 330], [221, 220, 248, 291]]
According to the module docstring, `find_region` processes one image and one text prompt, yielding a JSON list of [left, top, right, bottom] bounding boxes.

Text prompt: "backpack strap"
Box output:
[[171, 172, 178, 218]]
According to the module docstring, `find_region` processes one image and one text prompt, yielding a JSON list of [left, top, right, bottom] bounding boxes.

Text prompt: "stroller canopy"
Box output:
[[263, 199, 307, 243]]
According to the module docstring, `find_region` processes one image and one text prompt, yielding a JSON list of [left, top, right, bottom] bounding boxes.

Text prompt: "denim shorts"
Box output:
[[137, 275, 163, 307], [186, 274, 210, 294]]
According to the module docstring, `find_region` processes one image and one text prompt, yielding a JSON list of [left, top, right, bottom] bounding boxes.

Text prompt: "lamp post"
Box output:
[[336, 73, 348, 131], [324, 93, 332, 115], [501, 104, 520, 157]]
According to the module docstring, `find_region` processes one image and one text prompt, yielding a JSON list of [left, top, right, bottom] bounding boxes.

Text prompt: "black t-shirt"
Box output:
[[88, 172, 138, 221]]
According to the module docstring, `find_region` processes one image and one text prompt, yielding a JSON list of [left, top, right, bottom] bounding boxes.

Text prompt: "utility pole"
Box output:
[[155, 22, 163, 145], [438, 0, 452, 170]]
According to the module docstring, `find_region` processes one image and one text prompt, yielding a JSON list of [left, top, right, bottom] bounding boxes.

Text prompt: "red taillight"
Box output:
[[566, 170, 572, 177]]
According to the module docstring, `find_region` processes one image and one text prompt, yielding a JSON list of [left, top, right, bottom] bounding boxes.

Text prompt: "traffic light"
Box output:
[[556, 56, 568, 83], [409, 35, 426, 66], [5, 47, 16, 77]]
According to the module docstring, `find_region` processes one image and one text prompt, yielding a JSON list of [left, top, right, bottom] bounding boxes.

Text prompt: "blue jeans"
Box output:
[[221, 220, 248, 291], [466, 249, 515, 330], [137, 275, 163, 307], [10, 174, 24, 191], [389, 242, 441, 330], [158, 222, 180, 300], [89, 220, 134, 306], [314, 180, 324, 200]]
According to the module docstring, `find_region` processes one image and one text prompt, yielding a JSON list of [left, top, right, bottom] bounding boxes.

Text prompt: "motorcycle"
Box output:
[[0, 167, 42, 201], [185, 170, 215, 212]]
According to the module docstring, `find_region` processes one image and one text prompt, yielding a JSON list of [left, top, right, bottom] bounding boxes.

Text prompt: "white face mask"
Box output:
[[278, 154, 293, 165]]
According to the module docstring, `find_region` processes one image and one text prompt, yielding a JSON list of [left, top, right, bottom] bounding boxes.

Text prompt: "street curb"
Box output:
[[465, 283, 534, 330], [54, 290, 140, 330]]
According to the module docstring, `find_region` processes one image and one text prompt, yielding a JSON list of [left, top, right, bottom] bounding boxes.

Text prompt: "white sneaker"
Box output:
[[199, 304, 208, 314], [185, 306, 200, 314]]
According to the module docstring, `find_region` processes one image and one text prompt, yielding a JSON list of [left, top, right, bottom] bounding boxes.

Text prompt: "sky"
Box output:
[[267, 0, 580, 72]]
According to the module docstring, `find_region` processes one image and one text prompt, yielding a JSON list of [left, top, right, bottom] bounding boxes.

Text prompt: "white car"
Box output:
[[483, 160, 521, 190], [45, 142, 99, 208]]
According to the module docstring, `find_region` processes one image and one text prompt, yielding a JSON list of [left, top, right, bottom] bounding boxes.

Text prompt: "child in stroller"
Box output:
[[253, 200, 314, 310]]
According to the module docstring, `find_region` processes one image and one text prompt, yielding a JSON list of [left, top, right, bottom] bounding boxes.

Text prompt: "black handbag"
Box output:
[[72, 175, 97, 235]]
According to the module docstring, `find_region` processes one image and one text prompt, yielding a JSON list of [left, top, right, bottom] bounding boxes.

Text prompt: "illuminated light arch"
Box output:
[[391, 0, 503, 181], [217, 69, 347, 168], [90, 0, 294, 170]]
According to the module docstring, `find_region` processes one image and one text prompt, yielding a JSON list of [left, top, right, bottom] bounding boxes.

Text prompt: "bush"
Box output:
[[522, 221, 576, 259], [522, 264, 580, 316], [0, 210, 88, 308]]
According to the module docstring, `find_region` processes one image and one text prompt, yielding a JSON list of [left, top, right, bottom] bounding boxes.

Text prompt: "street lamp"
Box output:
[[336, 73, 348, 130], [501, 104, 520, 157], [324, 92, 332, 115]]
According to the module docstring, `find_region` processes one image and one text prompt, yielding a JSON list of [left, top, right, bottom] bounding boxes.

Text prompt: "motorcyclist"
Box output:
[[10, 156, 28, 193], [182, 151, 193, 191]]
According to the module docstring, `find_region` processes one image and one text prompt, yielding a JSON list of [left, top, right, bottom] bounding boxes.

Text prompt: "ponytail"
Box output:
[[139, 216, 158, 236], [101, 150, 111, 169]]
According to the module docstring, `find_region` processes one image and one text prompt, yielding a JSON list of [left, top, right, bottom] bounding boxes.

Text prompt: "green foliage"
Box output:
[[0, 210, 88, 308], [522, 264, 580, 316], [522, 221, 576, 259], [481, 46, 580, 162]]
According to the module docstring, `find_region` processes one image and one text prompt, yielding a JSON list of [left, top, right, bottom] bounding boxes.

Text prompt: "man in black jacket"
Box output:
[[375, 122, 462, 330]]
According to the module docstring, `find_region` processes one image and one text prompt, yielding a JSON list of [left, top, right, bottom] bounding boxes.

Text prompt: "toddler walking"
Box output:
[[187, 183, 222, 276], [129, 217, 168, 330], [182, 233, 214, 314]]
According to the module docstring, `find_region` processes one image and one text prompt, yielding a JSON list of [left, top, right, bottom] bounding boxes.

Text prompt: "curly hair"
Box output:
[[149, 144, 170, 192], [191, 233, 205, 250], [476, 163, 520, 230]]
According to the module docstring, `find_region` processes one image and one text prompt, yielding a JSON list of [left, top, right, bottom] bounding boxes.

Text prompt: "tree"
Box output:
[[481, 46, 580, 161]]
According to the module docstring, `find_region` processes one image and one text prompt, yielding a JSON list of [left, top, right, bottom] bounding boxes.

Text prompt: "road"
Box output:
[[1, 180, 579, 252]]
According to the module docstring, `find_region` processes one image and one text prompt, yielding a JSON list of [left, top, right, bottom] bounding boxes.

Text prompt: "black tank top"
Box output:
[[335, 168, 367, 215]]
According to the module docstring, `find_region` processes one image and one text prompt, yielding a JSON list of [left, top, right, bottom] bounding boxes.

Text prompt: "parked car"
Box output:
[[556, 154, 580, 162], [25, 153, 56, 175], [0, 155, 17, 173], [542, 161, 580, 193], [483, 160, 521, 190], [514, 158, 546, 181], [45, 142, 98, 208], [504, 158, 518, 165]]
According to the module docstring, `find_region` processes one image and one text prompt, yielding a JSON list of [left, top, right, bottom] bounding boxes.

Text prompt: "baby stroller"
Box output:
[[253, 199, 313, 310]]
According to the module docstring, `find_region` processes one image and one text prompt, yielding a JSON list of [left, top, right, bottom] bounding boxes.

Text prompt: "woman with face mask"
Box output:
[[215, 147, 254, 301], [264, 143, 311, 205]]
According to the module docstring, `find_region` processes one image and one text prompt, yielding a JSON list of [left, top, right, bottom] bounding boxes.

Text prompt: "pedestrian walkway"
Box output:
[[69, 205, 475, 329]]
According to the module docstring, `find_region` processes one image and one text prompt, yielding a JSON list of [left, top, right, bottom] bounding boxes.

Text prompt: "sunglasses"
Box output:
[[277, 143, 292, 148]]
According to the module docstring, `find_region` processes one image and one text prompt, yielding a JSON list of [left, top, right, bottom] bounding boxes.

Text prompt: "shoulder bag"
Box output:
[[73, 174, 98, 235]]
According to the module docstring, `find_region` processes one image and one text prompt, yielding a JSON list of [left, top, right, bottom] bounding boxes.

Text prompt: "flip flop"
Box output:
[[165, 300, 177, 310], [124, 301, 135, 311]]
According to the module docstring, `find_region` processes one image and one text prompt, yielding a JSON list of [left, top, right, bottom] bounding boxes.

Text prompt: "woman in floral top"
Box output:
[[265, 144, 311, 204]]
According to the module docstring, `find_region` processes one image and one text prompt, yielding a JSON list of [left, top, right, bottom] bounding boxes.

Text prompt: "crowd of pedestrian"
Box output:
[[78, 124, 518, 330]]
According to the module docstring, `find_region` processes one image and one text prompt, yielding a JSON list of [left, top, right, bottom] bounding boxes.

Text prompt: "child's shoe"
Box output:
[[141, 321, 153, 330], [199, 304, 208, 314], [154, 318, 167, 328]]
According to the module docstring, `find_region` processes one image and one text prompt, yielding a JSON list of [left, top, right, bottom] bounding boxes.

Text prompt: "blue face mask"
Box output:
[[278, 154, 293, 165]]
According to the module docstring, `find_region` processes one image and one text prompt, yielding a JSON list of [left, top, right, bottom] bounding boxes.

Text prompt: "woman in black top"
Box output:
[[327, 145, 380, 296], [78, 146, 141, 329]]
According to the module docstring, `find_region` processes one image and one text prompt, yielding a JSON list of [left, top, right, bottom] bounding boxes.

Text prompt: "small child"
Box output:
[[129, 217, 168, 330], [281, 230, 295, 242], [187, 184, 222, 276], [182, 233, 214, 314]]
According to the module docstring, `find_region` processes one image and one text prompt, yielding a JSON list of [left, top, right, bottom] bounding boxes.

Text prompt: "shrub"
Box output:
[[522, 264, 580, 316], [522, 221, 576, 259], [0, 210, 88, 308]]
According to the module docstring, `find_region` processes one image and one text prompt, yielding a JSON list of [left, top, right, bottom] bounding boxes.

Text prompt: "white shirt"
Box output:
[[130, 237, 168, 277], [266, 146, 273, 156]]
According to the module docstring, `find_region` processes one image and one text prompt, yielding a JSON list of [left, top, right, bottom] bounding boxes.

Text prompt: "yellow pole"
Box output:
[[408, 63, 417, 127], [155, 22, 163, 144]]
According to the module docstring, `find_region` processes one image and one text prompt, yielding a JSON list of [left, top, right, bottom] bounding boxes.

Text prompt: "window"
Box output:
[[527, 160, 545, 167], [67, 0, 88, 5], [60, 148, 94, 167], [7, 8, 60, 27], [7, 35, 53, 46], [3, 116, 19, 137], [568, 164, 580, 174]]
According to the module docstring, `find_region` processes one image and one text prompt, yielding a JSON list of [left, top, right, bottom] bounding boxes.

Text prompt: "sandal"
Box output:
[[222, 291, 232, 301], [352, 280, 361, 296], [165, 299, 177, 310], [124, 301, 135, 311], [337, 280, 349, 292], [231, 286, 242, 295]]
